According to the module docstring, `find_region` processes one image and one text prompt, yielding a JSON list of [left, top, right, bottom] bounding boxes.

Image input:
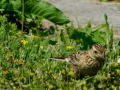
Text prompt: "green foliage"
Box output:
[[64, 15, 113, 50], [100, 0, 120, 2], [24, 0, 70, 25], [0, 0, 70, 29], [0, 15, 120, 89]]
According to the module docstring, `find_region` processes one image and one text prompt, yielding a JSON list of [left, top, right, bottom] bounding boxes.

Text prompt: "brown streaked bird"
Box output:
[[53, 43, 105, 77]]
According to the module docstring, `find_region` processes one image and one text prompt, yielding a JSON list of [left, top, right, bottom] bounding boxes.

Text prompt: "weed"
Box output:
[[0, 15, 120, 89]]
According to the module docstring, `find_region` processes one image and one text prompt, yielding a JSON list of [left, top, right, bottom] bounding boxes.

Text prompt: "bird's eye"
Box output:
[[94, 51, 98, 54]]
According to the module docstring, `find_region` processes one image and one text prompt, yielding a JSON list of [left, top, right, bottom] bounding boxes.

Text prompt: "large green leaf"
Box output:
[[25, 0, 70, 25], [0, 0, 70, 25]]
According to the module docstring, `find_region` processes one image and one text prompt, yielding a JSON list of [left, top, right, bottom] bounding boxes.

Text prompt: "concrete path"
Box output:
[[48, 0, 120, 26], [47, 0, 120, 38]]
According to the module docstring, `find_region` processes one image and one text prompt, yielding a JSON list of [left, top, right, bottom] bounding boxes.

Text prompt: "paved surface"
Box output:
[[47, 0, 120, 38]]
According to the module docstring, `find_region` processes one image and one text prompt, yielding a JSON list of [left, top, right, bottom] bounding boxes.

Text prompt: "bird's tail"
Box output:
[[50, 57, 70, 63]]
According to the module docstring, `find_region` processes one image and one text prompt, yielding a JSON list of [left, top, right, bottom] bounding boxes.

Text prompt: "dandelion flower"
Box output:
[[116, 69, 120, 74], [68, 71, 74, 76], [111, 85, 115, 89], [106, 74, 110, 79], [66, 46, 72, 50], [48, 84, 53, 89], [32, 35, 36, 39], [21, 40, 28, 45], [82, 80, 87, 85], [93, 80, 96, 83], [112, 62, 118, 67], [40, 45, 43, 49], [59, 88, 63, 90], [69, 88, 72, 90], [72, 79, 76, 82], [111, 72, 115, 75], [61, 69, 65, 74]]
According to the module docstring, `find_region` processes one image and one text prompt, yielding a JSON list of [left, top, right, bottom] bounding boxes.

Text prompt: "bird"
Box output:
[[52, 43, 105, 78]]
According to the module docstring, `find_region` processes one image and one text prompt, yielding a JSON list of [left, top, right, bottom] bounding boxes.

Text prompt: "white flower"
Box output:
[[117, 58, 120, 63]]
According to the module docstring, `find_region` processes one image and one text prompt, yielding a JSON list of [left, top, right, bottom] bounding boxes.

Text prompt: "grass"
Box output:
[[0, 15, 120, 89], [100, 0, 120, 2]]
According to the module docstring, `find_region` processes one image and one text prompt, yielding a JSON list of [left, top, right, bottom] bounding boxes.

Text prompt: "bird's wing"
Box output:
[[66, 51, 88, 66]]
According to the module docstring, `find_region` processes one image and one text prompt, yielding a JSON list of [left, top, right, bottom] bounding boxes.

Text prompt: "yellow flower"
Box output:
[[21, 40, 28, 45], [48, 84, 53, 89], [116, 69, 120, 74], [69, 88, 72, 90], [40, 45, 43, 49], [30, 72, 34, 76], [111, 85, 115, 89], [111, 72, 115, 75], [106, 74, 110, 79], [59, 88, 63, 90], [112, 62, 118, 67], [82, 80, 87, 85], [32, 35, 36, 39], [68, 71, 74, 76], [66, 46, 72, 50], [61, 69, 65, 74], [93, 80, 96, 83]]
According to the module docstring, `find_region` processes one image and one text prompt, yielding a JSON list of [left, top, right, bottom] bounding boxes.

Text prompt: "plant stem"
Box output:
[[22, 0, 24, 32]]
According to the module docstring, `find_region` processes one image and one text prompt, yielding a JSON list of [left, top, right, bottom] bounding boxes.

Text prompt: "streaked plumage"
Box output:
[[54, 43, 105, 77]]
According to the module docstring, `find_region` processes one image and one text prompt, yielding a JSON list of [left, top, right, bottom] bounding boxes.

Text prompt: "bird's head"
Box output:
[[90, 43, 105, 59]]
